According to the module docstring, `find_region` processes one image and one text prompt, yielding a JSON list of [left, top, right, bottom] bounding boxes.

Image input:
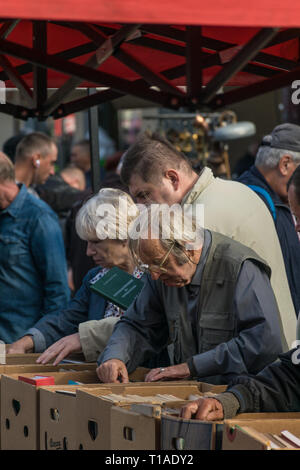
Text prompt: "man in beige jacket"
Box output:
[[118, 131, 296, 351]]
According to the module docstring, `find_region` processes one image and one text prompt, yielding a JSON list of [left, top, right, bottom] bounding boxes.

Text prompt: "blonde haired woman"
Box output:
[[7, 189, 147, 364]]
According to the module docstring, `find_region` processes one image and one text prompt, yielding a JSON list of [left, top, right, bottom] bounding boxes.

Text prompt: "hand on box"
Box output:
[[96, 359, 129, 383], [6, 335, 34, 354], [145, 362, 191, 382], [36, 333, 82, 366], [180, 397, 224, 421]]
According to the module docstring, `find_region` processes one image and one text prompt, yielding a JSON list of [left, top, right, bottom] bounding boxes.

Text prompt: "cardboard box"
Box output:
[[76, 382, 227, 450], [39, 384, 116, 450], [161, 412, 223, 450], [0, 369, 100, 450], [110, 405, 159, 450], [2, 352, 87, 365], [223, 413, 300, 450], [162, 411, 300, 451], [0, 362, 97, 446]]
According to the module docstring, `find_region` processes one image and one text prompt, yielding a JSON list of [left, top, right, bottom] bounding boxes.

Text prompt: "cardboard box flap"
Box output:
[[223, 418, 300, 450]]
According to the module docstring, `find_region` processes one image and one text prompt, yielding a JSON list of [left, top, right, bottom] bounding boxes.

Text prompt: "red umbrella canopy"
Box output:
[[1, 0, 300, 28], [0, 10, 299, 119]]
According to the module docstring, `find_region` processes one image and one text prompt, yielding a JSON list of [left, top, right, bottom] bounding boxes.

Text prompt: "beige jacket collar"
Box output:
[[182, 167, 215, 205]]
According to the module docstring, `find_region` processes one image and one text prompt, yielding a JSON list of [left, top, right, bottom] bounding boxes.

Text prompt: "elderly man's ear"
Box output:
[[278, 155, 293, 176]]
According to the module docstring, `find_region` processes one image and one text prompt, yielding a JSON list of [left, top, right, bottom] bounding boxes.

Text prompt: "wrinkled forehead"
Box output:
[[138, 238, 165, 263]]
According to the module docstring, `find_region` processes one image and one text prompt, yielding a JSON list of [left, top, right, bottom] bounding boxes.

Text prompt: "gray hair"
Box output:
[[129, 204, 204, 267], [255, 134, 300, 169], [76, 188, 139, 241]]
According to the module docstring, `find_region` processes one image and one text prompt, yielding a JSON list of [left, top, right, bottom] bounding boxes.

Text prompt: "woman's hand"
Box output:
[[36, 333, 82, 366]]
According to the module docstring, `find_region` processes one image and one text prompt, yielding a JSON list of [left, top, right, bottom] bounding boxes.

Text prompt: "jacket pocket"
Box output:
[[200, 327, 234, 353], [199, 311, 235, 353], [0, 235, 28, 264]]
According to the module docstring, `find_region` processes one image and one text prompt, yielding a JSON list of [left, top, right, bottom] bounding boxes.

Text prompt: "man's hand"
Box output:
[[6, 336, 34, 354], [180, 397, 224, 421], [96, 359, 129, 383], [36, 333, 82, 366], [145, 363, 191, 382]]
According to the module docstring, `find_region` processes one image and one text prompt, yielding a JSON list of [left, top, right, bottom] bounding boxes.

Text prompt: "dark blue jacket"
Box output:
[[238, 165, 300, 316], [26, 266, 170, 368], [26, 267, 109, 352]]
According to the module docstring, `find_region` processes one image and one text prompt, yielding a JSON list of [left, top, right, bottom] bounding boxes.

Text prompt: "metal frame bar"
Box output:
[[0, 54, 34, 107], [52, 88, 123, 118], [0, 20, 19, 39], [186, 26, 203, 99], [202, 28, 280, 104], [210, 64, 300, 108], [33, 20, 47, 114], [87, 88, 101, 192], [115, 48, 185, 96], [82, 22, 280, 79], [142, 25, 299, 72], [0, 101, 33, 119], [43, 23, 141, 115], [0, 40, 98, 82], [0, 37, 185, 108]]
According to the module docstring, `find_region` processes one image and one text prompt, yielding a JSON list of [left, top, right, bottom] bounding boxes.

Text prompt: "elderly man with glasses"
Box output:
[[97, 206, 283, 385]]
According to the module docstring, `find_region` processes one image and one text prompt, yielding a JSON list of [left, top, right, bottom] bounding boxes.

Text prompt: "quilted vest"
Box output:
[[169, 231, 271, 365]]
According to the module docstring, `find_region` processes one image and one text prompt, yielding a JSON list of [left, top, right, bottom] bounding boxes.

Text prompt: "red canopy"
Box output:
[[0, 3, 299, 119], [1, 0, 300, 28]]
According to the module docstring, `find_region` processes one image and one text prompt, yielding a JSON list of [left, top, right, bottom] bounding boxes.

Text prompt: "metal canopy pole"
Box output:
[[87, 88, 101, 193], [186, 26, 203, 101], [33, 21, 47, 115]]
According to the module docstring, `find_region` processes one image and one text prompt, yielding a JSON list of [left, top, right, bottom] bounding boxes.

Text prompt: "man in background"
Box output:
[[14, 132, 58, 195], [0, 153, 70, 343], [70, 139, 92, 189], [238, 123, 300, 316]]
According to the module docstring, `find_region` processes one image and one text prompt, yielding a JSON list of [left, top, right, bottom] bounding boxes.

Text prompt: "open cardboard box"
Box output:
[[0, 368, 101, 450], [162, 410, 300, 451], [0, 361, 97, 448], [76, 382, 227, 450], [39, 384, 118, 450], [1, 366, 191, 450], [161, 409, 223, 450], [39, 375, 174, 451], [2, 351, 88, 365], [39, 379, 212, 451], [223, 413, 300, 450]]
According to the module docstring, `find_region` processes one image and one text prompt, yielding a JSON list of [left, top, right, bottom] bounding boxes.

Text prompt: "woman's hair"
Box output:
[[75, 188, 139, 241]]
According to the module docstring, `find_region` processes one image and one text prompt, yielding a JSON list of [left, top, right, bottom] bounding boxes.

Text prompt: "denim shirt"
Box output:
[[0, 184, 70, 343]]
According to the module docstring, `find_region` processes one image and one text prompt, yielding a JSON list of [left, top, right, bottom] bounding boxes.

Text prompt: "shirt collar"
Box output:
[[189, 229, 212, 287], [2, 183, 28, 218]]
